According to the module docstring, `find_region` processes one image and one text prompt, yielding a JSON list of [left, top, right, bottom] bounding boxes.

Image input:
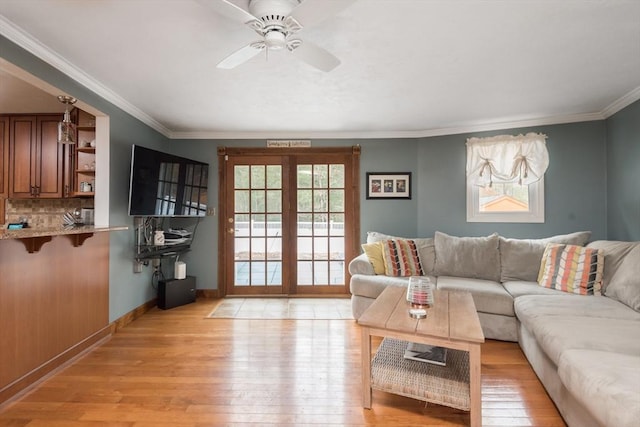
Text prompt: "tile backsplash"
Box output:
[[6, 198, 94, 228]]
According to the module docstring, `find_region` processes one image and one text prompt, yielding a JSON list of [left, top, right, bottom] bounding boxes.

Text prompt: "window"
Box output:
[[466, 133, 548, 223]]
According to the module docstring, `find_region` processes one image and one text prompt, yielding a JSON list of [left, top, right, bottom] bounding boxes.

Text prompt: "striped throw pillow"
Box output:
[[537, 243, 604, 295], [381, 239, 425, 277]]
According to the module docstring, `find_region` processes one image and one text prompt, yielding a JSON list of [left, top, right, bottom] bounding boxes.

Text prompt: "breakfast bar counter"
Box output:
[[0, 225, 126, 404], [0, 225, 127, 253]]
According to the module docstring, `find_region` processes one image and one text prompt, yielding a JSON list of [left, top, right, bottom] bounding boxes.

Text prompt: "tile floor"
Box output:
[[208, 297, 353, 319]]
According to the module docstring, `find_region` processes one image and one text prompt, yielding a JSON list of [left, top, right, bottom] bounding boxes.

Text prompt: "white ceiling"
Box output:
[[1, 0, 639, 139]]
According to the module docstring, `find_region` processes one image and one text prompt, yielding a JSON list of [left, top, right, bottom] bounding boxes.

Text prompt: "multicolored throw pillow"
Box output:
[[381, 239, 425, 277], [537, 243, 604, 295]]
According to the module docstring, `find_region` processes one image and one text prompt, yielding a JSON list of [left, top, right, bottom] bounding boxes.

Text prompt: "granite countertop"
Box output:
[[0, 225, 128, 240]]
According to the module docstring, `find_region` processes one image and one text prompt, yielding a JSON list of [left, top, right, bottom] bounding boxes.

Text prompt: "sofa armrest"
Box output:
[[348, 253, 375, 276]]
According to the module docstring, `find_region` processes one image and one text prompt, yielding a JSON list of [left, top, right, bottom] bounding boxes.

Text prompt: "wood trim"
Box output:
[[218, 146, 361, 297], [196, 289, 220, 299], [221, 146, 356, 156], [217, 149, 227, 298], [109, 298, 158, 334], [0, 325, 111, 405], [16, 235, 53, 253]]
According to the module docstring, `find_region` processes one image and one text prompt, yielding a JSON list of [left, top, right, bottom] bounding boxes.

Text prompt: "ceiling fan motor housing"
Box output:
[[249, 0, 300, 25]]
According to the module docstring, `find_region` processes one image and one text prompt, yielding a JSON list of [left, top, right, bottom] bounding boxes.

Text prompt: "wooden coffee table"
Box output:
[[358, 286, 485, 427]]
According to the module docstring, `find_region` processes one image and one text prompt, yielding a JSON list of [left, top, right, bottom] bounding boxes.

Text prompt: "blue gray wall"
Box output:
[[606, 100, 640, 241], [1, 36, 174, 321], [416, 122, 608, 239], [2, 35, 638, 318]]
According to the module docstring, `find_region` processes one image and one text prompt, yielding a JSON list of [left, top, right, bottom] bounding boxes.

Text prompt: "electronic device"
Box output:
[[128, 145, 209, 217], [158, 276, 196, 310]]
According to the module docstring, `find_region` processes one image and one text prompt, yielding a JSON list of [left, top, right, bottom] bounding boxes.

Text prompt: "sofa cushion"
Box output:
[[434, 232, 500, 282], [366, 231, 435, 275], [499, 231, 591, 282], [558, 349, 640, 427], [514, 294, 640, 322], [502, 280, 570, 299], [349, 274, 411, 300], [518, 315, 640, 365], [537, 243, 604, 295], [361, 242, 385, 274], [436, 276, 514, 316], [587, 240, 638, 292], [604, 244, 640, 311], [380, 239, 425, 277]]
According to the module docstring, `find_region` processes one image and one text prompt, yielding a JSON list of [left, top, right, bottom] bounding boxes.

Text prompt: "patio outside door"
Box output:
[[218, 147, 360, 296]]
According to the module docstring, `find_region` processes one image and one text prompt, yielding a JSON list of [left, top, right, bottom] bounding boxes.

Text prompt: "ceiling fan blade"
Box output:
[[290, 0, 357, 28], [197, 0, 257, 24], [290, 40, 340, 72], [217, 44, 263, 69]]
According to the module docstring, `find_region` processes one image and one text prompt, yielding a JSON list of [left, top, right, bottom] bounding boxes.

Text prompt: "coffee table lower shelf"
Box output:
[[371, 338, 471, 411]]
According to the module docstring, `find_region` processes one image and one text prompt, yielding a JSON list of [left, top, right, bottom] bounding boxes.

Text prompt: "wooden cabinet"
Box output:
[[0, 117, 8, 224], [9, 114, 67, 198], [73, 110, 96, 197]]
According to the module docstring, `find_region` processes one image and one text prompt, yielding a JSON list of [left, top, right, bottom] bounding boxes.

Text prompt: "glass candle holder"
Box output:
[[407, 276, 434, 318]]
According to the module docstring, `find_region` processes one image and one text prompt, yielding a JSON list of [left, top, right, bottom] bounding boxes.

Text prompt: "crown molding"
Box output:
[[0, 16, 172, 138], [168, 111, 606, 140], [601, 86, 640, 118]]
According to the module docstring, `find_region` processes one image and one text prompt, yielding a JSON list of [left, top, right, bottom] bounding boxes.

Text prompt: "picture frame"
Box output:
[[366, 172, 412, 200]]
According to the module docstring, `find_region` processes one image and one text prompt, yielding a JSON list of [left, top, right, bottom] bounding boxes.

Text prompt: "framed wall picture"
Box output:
[[366, 172, 411, 200]]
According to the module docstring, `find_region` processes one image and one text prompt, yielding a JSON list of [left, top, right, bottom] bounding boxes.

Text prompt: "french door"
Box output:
[[218, 147, 360, 296]]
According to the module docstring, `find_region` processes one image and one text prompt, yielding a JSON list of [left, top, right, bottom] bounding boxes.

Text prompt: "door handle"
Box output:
[[228, 228, 234, 234]]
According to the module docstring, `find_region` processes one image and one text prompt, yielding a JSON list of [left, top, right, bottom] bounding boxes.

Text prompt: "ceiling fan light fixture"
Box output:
[[264, 30, 286, 50], [56, 95, 77, 145]]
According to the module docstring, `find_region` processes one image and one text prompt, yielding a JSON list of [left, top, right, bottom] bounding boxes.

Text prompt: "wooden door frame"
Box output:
[[217, 146, 360, 297]]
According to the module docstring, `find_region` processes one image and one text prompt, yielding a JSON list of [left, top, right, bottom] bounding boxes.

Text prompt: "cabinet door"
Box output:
[[35, 115, 64, 198], [0, 116, 8, 224], [9, 115, 37, 198]]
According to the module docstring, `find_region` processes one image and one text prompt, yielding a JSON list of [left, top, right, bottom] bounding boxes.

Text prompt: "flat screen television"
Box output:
[[128, 145, 209, 217]]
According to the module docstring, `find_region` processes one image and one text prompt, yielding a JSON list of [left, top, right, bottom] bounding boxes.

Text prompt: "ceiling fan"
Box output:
[[200, 0, 356, 72]]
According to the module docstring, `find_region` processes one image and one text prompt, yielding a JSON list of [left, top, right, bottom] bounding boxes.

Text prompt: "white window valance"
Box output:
[[466, 133, 549, 186]]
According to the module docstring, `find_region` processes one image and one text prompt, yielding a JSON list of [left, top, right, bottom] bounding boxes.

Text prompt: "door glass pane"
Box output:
[[298, 165, 312, 188], [251, 165, 265, 189], [314, 213, 328, 236], [298, 237, 312, 259], [330, 261, 344, 285], [235, 262, 249, 286], [251, 238, 265, 260], [267, 262, 282, 286], [235, 165, 249, 189], [266, 190, 282, 213], [235, 214, 249, 238], [297, 189, 312, 212], [297, 261, 313, 285], [266, 237, 282, 259], [313, 189, 328, 212], [329, 237, 344, 260], [251, 190, 265, 212], [329, 189, 344, 212], [266, 165, 282, 188], [313, 164, 328, 187], [330, 213, 345, 236], [329, 165, 344, 188], [314, 237, 328, 260], [235, 191, 250, 213], [251, 214, 265, 236], [313, 261, 329, 285], [266, 214, 282, 236], [251, 262, 266, 285], [298, 213, 312, 236]]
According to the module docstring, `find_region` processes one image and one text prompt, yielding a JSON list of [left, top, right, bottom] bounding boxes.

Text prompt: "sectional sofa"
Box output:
[[349, 231, 640, 427]]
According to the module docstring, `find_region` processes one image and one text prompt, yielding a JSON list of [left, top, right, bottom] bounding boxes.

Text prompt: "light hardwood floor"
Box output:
[[0, 298, 566, 426]]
